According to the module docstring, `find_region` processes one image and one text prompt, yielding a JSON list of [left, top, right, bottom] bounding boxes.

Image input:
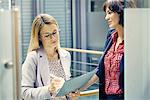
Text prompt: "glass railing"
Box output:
[[63, 48, 103, 100]]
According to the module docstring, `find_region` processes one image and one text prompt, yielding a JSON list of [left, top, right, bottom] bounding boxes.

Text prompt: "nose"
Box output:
[[51, 34, 56, 41], [105, 14, 109, 21]]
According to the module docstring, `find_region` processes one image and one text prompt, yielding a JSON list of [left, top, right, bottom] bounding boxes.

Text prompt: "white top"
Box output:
[[48, 59, 66, 100], [48, 59, 66, 80]]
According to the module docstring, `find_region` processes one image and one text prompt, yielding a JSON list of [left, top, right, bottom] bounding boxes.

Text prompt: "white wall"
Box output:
[[124, 8, 150, 100]]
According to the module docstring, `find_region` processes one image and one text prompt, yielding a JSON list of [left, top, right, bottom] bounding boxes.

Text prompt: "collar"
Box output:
[[37, 47, 68, 58], [112, 31, 124, 44]]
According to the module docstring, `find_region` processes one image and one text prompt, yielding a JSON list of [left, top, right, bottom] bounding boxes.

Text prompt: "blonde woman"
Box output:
[[21, 14, 72, 100]]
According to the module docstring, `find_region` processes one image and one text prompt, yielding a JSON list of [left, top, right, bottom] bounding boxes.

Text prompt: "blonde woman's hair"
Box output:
[[27, 14, 61, 53]]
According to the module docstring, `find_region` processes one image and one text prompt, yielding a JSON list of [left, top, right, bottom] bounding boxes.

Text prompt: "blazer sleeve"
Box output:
[[95, 67, 100, 78], [104, 28, 115, 49], [21, 51, 51, 100], [95, 28, 115, 78]]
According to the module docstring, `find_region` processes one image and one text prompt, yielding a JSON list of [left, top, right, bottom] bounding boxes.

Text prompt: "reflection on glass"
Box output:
[[90, 0, 105, 12], [125, 0, 150, 8], [0, 0, 11, 10]]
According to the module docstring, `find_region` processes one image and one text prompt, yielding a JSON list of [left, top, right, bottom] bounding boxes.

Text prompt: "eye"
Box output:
[[52, 31, 57, 35], [108, 11, 113, 14], [45, 34, 50, 37]]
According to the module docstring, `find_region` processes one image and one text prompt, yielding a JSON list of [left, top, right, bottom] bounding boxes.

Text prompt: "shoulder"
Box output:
[[27, 51, 38, 59], [59, 48, 70, 58], [107, 28, 116, 39], [22, 51, 38, 72], [106, 28, 117, 43], [25, 50, 38, 65], [103, 28, 116, 50]]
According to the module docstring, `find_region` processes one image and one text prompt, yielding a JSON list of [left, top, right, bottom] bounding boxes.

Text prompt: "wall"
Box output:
[[125, 8, 150, 100]]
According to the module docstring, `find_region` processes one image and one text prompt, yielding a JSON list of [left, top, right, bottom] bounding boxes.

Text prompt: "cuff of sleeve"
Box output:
[[42, 85, 51, 99]]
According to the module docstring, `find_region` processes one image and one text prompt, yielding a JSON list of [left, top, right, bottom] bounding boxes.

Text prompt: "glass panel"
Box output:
[[78, 95, 99, 100], [43, 0, 72, 48], [20, 0, 33, 62], [0, 10, 13, 100], [87, 0, 108, 50], [70, 51, 99, 100], [89, 0, 105, 12], [125, 0, 150, 8]]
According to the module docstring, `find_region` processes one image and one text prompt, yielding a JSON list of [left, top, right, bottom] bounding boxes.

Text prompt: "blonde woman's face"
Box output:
[[40, 24, 59, 49]]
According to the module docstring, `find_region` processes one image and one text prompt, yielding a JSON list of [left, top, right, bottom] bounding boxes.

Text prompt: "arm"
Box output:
[[21, 52, 51, 99], [67, 73, 99, 100], [79, 74, 99, 91], [78, 29, 114, 91]]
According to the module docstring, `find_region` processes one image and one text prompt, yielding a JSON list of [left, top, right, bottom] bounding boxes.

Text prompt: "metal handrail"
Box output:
[[63, 47, 103, 55], [80, 89, 99, 96], [71, 60, 99, 66]]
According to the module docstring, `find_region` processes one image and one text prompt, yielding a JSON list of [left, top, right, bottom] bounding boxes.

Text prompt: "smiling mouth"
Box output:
[[52, 41, 57, 44], [108, 21, 111, 24]]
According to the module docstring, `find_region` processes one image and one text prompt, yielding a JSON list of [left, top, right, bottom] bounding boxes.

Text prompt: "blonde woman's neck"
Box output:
[[44, 47, 59, 61]]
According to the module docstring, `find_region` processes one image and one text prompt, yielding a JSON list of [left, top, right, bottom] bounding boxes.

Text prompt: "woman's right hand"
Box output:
[[68, 91, 80, 100], [79, 74, 99, 91], [48, 76, 65, 94]]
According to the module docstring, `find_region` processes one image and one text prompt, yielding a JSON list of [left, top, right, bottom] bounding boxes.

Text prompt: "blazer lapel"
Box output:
[[120, 54, 124, 74], [38, 48, 49, 86], [99, 38, 113, 65]]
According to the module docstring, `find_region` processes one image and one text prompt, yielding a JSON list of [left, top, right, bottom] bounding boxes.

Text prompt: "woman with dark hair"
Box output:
[[80, 0, 136, 99]]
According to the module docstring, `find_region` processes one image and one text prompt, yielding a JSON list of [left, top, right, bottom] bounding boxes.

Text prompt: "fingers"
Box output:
[[71, 93, 80, 97], [79, 87, 86, 91], [50, 82, 56, 92], [53, 77, 65, 89], [67, 91, 80, 100], [68, 90, 80, 97], [48, 77, 65, 94]]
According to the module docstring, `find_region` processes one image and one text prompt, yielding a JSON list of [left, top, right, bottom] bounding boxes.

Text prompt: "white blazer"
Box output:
[[21, 48, 71, 100]]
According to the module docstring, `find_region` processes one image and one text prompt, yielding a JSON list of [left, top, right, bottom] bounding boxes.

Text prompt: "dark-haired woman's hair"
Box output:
[[103, 0, 136, 27]]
